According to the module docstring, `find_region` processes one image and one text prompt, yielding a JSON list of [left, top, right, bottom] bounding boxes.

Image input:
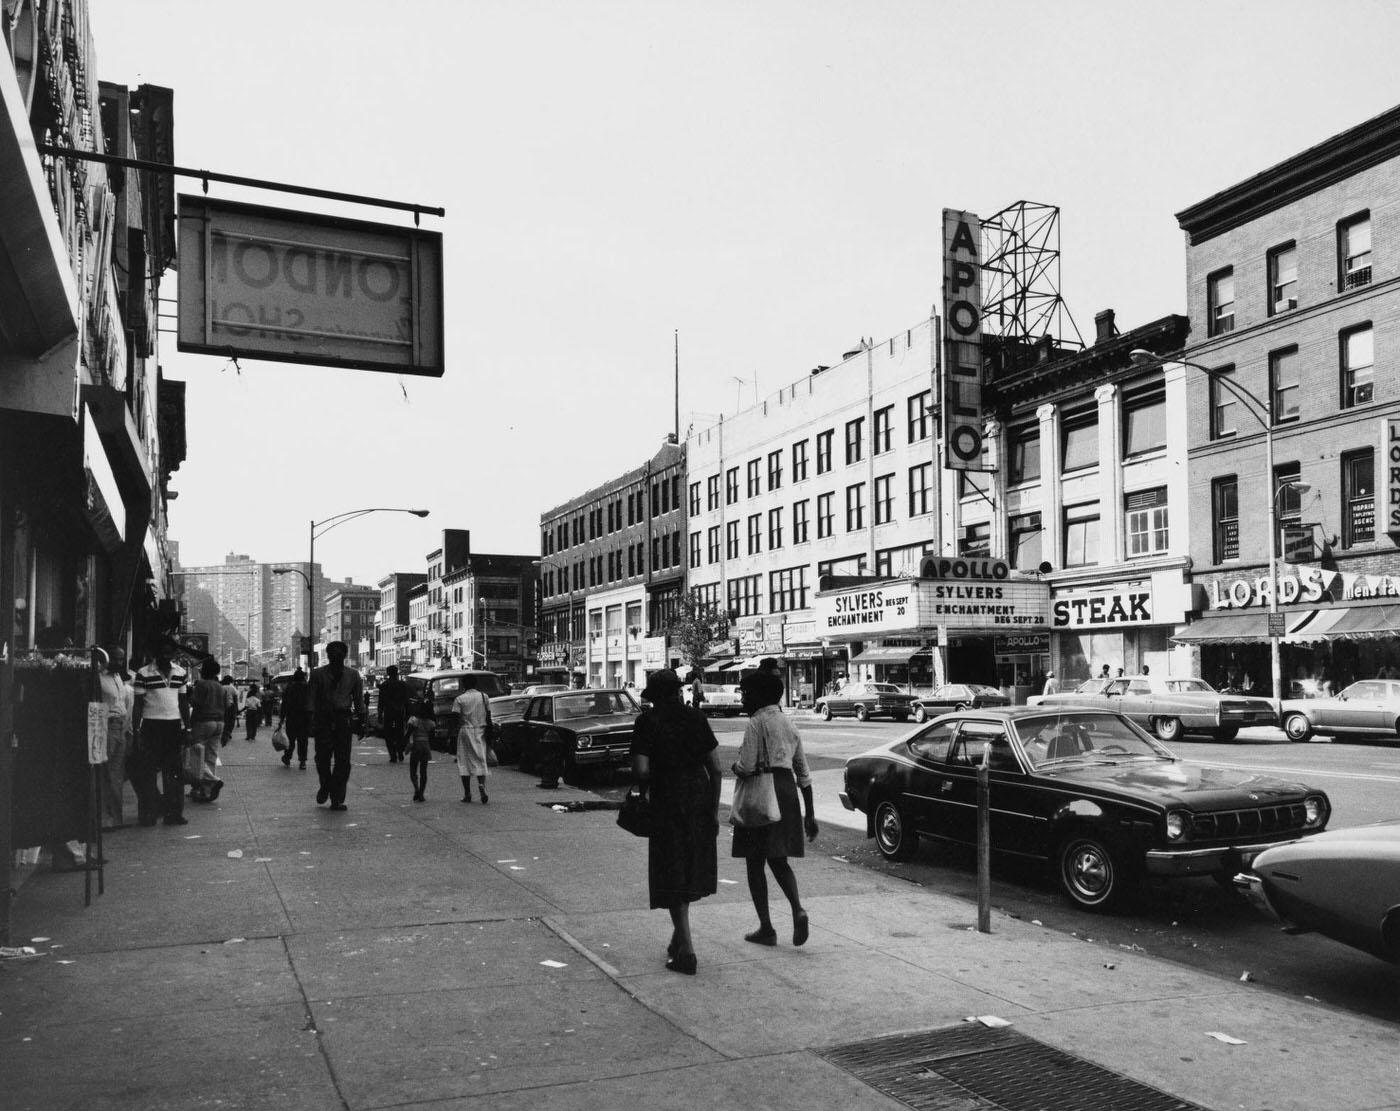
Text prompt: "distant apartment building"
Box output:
[[442, 553, 539, 684], [376, 571, 426, 669], [176, 552, 325, 670], [324, 581, 379, 669], [1173, 104, 1400, 695], [538, 438, 685, 688]]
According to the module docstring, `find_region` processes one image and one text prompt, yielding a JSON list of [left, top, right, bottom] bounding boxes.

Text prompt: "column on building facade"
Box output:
[[983, 418, 1005, 557], [1095, 382, 1123, 565], [1036, 403, 1063, 569], [1162, 363, 1191, 549]]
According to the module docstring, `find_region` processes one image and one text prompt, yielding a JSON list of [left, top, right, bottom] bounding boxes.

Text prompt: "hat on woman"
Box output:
[[641, 668, 684, 703]]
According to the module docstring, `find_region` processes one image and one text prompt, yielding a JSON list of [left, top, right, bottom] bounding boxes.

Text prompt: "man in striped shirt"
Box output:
[[131, 639, 192, 826]]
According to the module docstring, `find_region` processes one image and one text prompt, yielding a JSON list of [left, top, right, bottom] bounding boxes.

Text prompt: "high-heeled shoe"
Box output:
[[666, 937, 679, 960], [665, 952, 697, 975]]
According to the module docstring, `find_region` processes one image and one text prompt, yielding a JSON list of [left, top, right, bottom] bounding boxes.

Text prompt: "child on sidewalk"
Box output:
[[244, 684, 263, 742], [406, 700, 435, 802]]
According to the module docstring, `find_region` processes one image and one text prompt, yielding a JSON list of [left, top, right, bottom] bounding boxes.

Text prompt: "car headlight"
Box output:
[[1303, 795, 1327, 828], [1165, 810, 1190, 841], [575, 735, 592, 749]]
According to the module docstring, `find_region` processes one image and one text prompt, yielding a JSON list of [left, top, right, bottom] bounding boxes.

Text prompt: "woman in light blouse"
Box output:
[[732, 670, 818, 947]]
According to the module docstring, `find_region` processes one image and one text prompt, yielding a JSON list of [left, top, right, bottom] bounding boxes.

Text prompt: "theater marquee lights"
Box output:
[[942, 208, 984, 471]]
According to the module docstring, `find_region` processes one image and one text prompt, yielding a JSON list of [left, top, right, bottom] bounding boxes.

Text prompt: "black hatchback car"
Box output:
[[840, 707, 1330, 911]]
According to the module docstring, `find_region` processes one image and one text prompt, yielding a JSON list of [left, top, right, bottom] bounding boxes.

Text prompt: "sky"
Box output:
[[88, 0, 1400, 589]]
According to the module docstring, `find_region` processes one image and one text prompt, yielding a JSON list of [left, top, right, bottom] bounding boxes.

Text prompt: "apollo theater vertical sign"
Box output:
[[942, 210, 983, 470]]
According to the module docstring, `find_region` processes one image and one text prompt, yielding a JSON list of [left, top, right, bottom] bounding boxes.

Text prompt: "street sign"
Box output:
[[1282, 525, 1313, 563], [1267, 612, 1287, 637]]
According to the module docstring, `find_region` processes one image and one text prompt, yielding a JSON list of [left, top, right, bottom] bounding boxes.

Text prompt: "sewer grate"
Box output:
[[819, 1025, 1209, 1111]]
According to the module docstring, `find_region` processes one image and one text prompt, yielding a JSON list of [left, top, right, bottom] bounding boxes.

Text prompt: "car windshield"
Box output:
[[966, 684, 1000, 696], [553, 692, 637, 719], [868, 684, 900, 693], [1074, 679, 1109, 694], [1015, 711, 1172, 768], [492, 697, 530, 715], [1163, 678, 1216, 693]]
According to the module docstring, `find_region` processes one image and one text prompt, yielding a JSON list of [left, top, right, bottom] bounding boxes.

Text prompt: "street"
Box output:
[[586, 713, 1400, 1024]]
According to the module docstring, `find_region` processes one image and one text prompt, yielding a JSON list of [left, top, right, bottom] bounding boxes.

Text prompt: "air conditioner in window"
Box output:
[[1274, 298, 1297, 313], [1355, 383, 1374, 404]]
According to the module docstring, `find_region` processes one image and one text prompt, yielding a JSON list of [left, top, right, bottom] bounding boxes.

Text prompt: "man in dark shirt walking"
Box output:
[[278, 668, 311, 769], [377, 664, 410, 763], [308, 642, 365, 812]]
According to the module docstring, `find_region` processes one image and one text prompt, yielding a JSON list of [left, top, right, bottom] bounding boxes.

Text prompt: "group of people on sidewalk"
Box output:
[[631, 666, 818, 976], [367, 664, 494, 805]]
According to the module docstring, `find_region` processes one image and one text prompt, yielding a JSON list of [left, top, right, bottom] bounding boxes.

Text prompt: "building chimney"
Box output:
[[1094, 309, 1117, 344]]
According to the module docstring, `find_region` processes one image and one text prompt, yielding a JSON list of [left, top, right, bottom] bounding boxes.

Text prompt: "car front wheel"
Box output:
[[912, 705, 928, 723], [1283, 712, 1313, 742], [1057, 833, 1132, 911], [855, 704, 869, 722], [1153, 716, 1183, 743], [873, 797, 918, 861], [956, 702, 971, 712], [818, 702, 832, 721]]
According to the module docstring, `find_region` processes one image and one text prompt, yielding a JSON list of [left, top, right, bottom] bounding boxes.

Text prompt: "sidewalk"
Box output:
[[2, 736, 1396, 1110]]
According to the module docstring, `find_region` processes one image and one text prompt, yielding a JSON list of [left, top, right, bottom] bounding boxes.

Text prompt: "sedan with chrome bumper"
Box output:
[[1235, 819, 1400, 964], [499, 689, 641, 778], [1028, 675, 1276, 742], [839, 707, 1330, 910]]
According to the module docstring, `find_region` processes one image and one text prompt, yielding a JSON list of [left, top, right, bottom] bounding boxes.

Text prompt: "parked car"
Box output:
[[487, 695, 532, 761], [519, 684, 570, 697], [498, 688, 641, 777], [1027, 674, 1276, 742], [1236, 819, 1400, 964], [1280, 679, 1400, 742], [815, 682, 916, 722], [840, 707, 1330, 910], [912, 683, 1010, 722], [405, 669, 510, 751], [697, 682, 743, 716]]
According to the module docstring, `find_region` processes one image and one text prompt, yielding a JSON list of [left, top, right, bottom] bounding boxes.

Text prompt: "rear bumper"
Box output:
[[1232, 872, 1282, 920], [1144, 840, 1293, 877]]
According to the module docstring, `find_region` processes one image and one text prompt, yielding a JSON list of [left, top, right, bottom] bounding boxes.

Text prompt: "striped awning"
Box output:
[[1171, 611, 1314, 644]]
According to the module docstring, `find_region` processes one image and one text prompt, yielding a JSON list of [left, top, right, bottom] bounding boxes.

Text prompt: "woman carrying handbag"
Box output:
[[732, 669, 818, 947], [629, 669, 723, 975]]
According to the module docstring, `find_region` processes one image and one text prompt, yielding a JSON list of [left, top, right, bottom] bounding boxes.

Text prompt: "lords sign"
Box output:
[[941, 209, 983, 471], [178, 196, 445, 376]]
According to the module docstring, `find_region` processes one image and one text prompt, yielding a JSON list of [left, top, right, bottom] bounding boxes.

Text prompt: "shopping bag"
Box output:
[[729, 768, 780, 827], [271, 725, 288, 752], [183, 741, 206, 782], [617, 786, 653, 838]]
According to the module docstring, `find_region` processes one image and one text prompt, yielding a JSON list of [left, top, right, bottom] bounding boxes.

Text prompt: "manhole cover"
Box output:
[[820, 1025, 1208, 1111]]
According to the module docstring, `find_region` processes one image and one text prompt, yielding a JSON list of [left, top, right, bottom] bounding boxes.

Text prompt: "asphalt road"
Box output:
[[579, 712, 1400, 1024]]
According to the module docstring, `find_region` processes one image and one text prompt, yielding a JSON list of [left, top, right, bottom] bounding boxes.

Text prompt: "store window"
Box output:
[[1212, 476, 1239, 563], [1125, 487, 1169, 556], [1063, 502, 1100, 567], [1341, 324, 1374, 408], [1342, 449, 1375, 547]]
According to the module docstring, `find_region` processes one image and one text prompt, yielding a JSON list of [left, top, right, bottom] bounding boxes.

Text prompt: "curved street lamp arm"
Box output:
[[313, 507, 430, 541]]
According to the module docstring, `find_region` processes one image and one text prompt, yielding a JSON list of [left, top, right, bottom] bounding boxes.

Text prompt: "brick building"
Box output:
[[1172, 104, 1400, 697]]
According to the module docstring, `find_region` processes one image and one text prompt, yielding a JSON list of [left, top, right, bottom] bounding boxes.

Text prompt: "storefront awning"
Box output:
[[1303, 604, 1400, 640], [849, 645, 931, 664], [1171, 611, 1315, 644]]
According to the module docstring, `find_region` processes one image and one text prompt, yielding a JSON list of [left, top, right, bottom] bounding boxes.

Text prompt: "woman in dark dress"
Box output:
[[630, 669, 723, 975]]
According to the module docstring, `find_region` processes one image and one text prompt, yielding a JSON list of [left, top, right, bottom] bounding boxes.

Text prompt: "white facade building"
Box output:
[[585, 582, 649, 689]]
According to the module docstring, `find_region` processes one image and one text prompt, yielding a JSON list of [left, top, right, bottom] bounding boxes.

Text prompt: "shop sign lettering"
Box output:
[[942, 208, 984, 471], [1388, 418, 1400, 533], [919, 556, 1009, 581], [820, 584, 915, 631], [1052, 590, 1152, 628], [1210, 566, 1328, 608]]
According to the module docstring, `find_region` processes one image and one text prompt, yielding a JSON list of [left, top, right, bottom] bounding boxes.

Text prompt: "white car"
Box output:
[[519, 684, 570, 697]]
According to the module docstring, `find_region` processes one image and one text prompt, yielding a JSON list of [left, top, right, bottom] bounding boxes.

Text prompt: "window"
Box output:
[[816, 491, 834, 538], [907, 390, 932, 442], [1125, 487, 1169, 556], [651, 538, 660, 572], [746, 459, 761, 497], [873, 405, 893, 454], [1063, 502, 1100, 567], [727, 575, 762, 618], [768, 507, 783, 549], [672, 475, 681, 512], [1208, 267, 1235, 336], [1342, 449, 1375, 546], [1122, 382, 1166, 457], [1008, 512, 1042, 570], [1061, 409, 1098, 471], [769, 566, 809, 613], [845, 483, 866, 531], [908, 462, 932, 516], [1274, 463, 1303, 528], [652, 483, 660, 518], [1270, 347, 1300, 423], [747, 513, 762, 555], [725, 520, 739, 560], [792, 440, 809, 482], [688, 482, 700, 515], [1008, 424, 1040, 484], [958, 522, 990, 556], [874, 473, 894, 524], [1342, 324, 1374, 408], [768, 450, 783, 491], [845, 417, 864, 465], [792, 499, 809, 544], [1209, 367, 1238, 439], [818, 554, 867, 579], [725, 467, 739, 504], [1340, 212, 1371, 290], [1268, 242, 1298, 315], [875, 542, 932, 578], [705, 527, 719, 565], [1212, 477, 1239, 562], [816, 429, 834, 474], [707, 474, 720, 511]]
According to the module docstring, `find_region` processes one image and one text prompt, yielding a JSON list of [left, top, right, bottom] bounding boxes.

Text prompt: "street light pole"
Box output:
[[1129, 350, 1289, 711]]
